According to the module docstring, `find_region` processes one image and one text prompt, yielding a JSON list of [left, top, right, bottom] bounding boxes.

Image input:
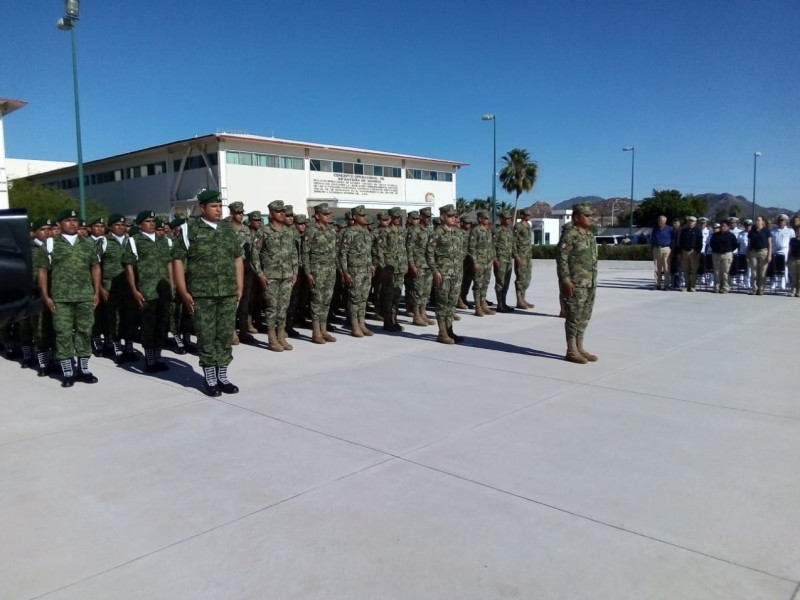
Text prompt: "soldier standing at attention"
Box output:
[[225, 201, 250, 345], [403, 211, 421, 317], [37, 208, 102, 387], [124, 210, 174, 372], [167, 216, 191, 355], [407, 207, 435, 327], [245, 211, 264, 333], [172, 190, 243, 396], [493, 210, 515, 312], [253, 200, 298, 352], [556, 203, 598, 364], [468, 210, 497, 317], [22, 218, 55, 374], [427, 204, 463, 344], [286, 212, 309, 338], [376, 207, 408, 332], [513, 208, 534, 309], [457, 214, 474, 310], [302, 203, 338, 344], [339, 205, 375, 338]]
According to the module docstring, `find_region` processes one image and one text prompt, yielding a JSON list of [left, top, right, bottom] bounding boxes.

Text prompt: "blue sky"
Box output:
[[3, 0, 798, 209]]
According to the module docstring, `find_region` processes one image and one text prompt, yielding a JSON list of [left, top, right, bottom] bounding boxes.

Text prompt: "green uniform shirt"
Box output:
[[468, 224, 496, 264], [122, 233, 172, 300], [40, 235, 99, 302], [426, 225, 460, 276], [302, 223, 337, 274], [494, 226, 514, 261], [406, 223, 430, 270], [98, 234, 128, 290], [339, 225, 373, 271], [172, 217, 243, 297], [376, 226, 408, 270], [513, 221, 533, 259], [253, 223, 298, 279]]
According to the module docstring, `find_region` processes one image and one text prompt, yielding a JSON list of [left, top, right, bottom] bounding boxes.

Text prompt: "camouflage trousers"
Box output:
[[94, 282, 133, 342], [460, 256, 474, 303], [380, 266, 404, 318], [171, 293, 194, 335], [494, 259, 513, 304], [236, 269, 256, 325], [563, 286, 595, 339], [140, 291, 171, 349], [515, 257, 532, 293], [29, 309, 55, 350], [194, 295, 237, 367], [471, 262, 492, 305], [346, 267, 372, 320], [53, 301, 94, 361], [435, 270, 459, 320], [309, 266, 336, 325], [412, 268, 433, 310], [263, 278, 293, 329]]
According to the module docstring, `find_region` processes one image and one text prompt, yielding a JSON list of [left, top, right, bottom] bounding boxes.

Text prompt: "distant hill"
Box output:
[[552, 196, 605, 210]]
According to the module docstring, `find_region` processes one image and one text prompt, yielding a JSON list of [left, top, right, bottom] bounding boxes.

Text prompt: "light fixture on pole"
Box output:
[[752, 151, 761, 223], [481, 114, 496, 224], [622, 146, 635, 239], [57, 0, 86, 221]]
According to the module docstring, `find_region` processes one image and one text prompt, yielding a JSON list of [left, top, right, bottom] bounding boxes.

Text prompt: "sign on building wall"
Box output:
[[311, 172, 400, 199]]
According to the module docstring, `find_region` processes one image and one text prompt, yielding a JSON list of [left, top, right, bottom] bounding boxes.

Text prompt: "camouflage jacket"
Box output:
[[494, 225, 514, 262], [122, 233, 173, 300], [376, 226, 408, 270], [456, 228, 469, 261], [302, 223, 337, 274], [231, 222, 253, 263], [39, 234, 99, 302], [339, 225, 373, 271], [426, 225, 461, 276], [98, 234, 128, 289], [513, 221, 533, 260], [371, 227, 385, 266], [253, 223, 298, 279], [468, 224, 496, 264], [406, 223, 430, 270], [556, 225, 598, 288], [172, 217, 243, 297]]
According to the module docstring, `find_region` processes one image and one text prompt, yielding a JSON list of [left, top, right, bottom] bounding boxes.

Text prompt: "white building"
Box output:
[[531, 209, 572, 245], [6, 158, 75, 181], [20, 133, 467, 218], [0, 98, 28, 210]]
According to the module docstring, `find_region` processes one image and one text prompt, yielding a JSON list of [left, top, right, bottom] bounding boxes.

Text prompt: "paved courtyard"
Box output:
[[1, 260, 799, 600]]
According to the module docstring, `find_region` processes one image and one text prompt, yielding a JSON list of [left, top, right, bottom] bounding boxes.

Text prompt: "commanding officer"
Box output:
[[97, 213, 135, 362], [339, 205, 375, 337], [37, 208, 102, 387], [468, 210, 497, 316], [302, 203, 337, 344], [172, 190, 243, 396], [124, 210, 174, 372], [556, 203, 599, 364], [678, 216, 703, 291], [226, 201, 250, 344], [493, 209, 515, 312], [376, 206, 408, 332], [650, 215, 673, 290], [406, 207, 435, 327], [426, 204, 463, 344], [513, 208, 534, 309], [253, 200, 298, 352]]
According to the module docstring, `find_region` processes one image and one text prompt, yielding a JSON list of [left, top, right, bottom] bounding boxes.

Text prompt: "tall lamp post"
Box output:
[[57, 0, 86, 220], [752, 151, 761, 223], [623, 146, 635, 239], [481, 114, 496, 224]]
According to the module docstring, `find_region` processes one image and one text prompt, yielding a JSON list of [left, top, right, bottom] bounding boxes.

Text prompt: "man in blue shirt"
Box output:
[[650, 215, 673, 290]]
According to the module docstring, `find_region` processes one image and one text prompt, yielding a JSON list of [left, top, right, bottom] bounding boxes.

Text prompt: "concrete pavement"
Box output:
[[2, 260, 799, 599]]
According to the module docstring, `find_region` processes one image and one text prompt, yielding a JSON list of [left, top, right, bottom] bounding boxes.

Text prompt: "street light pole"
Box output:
[[623, 146, 635, 239], [58, 0, 86, 221], [752, 152, 761, 223], [481, 114, 496, 224]]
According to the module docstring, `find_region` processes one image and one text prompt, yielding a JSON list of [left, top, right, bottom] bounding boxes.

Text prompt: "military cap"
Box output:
[[743, 218, 754, 225], [268, 200, 285, 212], [155, 217, 165, 228], [572, 202, 595, 216], [107, 213, 126, 225], [79, 219, 88, 227], [284, 205, 295, 217], [32, 217, 52, 230], [351, 205, 367, 217], [388, 207, 402, 218], [294, 214, 308, 225], [346, 210, 355, 220], [439, 204, 457, 216], [698, 216, 709, 223], [197, 189, 221, 204], [460, 214, 473, 224], [88, 216, 105, 226], [476, 210, 489, 219], [518, 209, 531, 217], [500, 209, 513, 219], [686, 216, 697, 222], [713, 223, 720, 228], [378, 212, 389, 220], [314, 202, 332, 214], [228, 201, 244, 213], [135, 210, 156, 224], [55, 208, 78, 222], [432, 217, 441, 226], [408, 210, 420, 219], [248, 210, 263, 221], [777, 213, 789, 221], [420, 207, 432, 217], [169, 217, 185, 229]]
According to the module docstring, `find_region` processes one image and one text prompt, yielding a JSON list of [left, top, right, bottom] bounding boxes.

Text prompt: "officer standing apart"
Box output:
[[38, 208, 102, 387], [493, 209, 515, 312], [303, 203, 338, 344], [172, 190, 243, 396], [468, 210, 497, 316], [338, 205, 375, 338], [427, 204, 464, 344], [513, 208, 534, 309], [556, 203, 598, 364], [709, 220, 737, 294]]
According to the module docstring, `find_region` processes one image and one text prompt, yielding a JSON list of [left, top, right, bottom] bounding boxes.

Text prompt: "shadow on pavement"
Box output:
[[461, 336, 565, 360]]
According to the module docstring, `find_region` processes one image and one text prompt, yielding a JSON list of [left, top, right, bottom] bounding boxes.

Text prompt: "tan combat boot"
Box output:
[[311, 323, 326, 344], [246, 316, 257, 334], [350, 310, 364, 338], [436, 320, 455, 344], [267, 328, 283, 352], [423, 309, 435, 325], [481, 300, 496, 315], [278, 329, 293, 351], [516, 292, 528, 309], [565, 337, 588, 364], [321, 326, 337, 343], [231, 331, 240, 345], [456, 298, 468, 310], [447, 322, 464, 344], [523, 296, 535, 309], [576, 337, 598, 362], [411, 307, 428, 327], [474, 300, 485, 317], [358, 314, 374, 337]]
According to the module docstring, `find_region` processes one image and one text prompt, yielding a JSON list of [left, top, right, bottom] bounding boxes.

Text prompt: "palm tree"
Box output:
[[499, 148, 538, 221], [455, 197, 470, 215], [497, 201, 514, 213]]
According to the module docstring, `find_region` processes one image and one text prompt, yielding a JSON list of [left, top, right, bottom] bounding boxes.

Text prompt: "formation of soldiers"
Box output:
[[1, 196, 604, 395]]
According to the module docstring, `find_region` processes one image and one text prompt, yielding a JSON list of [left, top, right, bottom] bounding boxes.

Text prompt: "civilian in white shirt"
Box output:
[[770, 214, 796, 290]]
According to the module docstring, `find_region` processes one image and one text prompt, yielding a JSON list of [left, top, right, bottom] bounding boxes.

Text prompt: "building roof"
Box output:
[[0, 98, 28, 117]]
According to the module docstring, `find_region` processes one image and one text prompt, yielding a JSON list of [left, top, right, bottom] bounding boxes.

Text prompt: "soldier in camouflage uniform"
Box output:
[[253, 200, 298, 352], [376, 206, 408, 332], [37, 208, 102, 387], [370, 212, 389, 319], [426, 204, 464, 344], [123, 210, 174, 372], [403, 211, 420, 317], [225, 201, 251, 345], [339, 205, 375, 338], [20, 218, 55, 374], [493, 209, 515, 312], [556, 203, 599, 364], [458, 215, 474, 310], [406, 207, 435, 327], [302, 203, 338, 344], [468, 210, 497, 316], [513, 208, 535, 309], [245, 211, 264, 332], [286, 212, 309, 338], [172, 190, 244, 396]]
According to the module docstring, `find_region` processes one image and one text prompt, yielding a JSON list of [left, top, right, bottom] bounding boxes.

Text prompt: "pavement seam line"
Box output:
[[792, 581, 800, 600]]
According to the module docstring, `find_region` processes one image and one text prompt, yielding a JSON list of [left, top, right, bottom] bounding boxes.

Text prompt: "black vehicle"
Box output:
[[0, 208, 41, 327]]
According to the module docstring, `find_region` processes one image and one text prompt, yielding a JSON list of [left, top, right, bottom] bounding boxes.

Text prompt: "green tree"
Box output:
[[455, 197, 470, 215], [497, 201, 514, 213], [471, 197, 491, 211], [632, 189, 708, 227], [9, 179, 107, 220], [498, 148, 538, 219]]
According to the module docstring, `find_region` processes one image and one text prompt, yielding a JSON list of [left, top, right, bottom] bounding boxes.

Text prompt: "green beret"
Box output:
[[88, 216, 105, 226], [248, 210, 262, 221], [572, 202, 595, 216], [351, 205, 367, 217], [314, 203, 332, 214], [197, 189, 221, 204], [294, 214, 308, 225], [169, 218, 185, 229], [32, 217, 53, 230], [155, 217, 165, 228], [408, 211, 420, 219], [420, 207, 432, 217], [56, 208, 78, 222], [228, 201, 244, 213], [135, 210, 156, 224], [439, 204, 457, 216], [284, 204, 294, 216], [107, 213, 125, 225], [388, 207, 402, 218], [79, 219, 88, 227], [268, 200, 285, 212]]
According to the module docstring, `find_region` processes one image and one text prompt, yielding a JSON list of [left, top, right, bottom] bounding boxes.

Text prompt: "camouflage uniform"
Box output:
[[427, 205, 463, 343], [513, 213, 534, 306], [97, 217, 134, 358], [468, 214, 496, 315], [302, 209, 337, 329], [339, 206, 374, 337], [231, 217, 255, 332], [455, 217, 471, 312], [493, 214, 515, 310], [369, 215, 387, 316], [253, 214, 298, 341], [376, 207, 408, 330], [21, 225, 54, 371], [406, 209, 434, 325]]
